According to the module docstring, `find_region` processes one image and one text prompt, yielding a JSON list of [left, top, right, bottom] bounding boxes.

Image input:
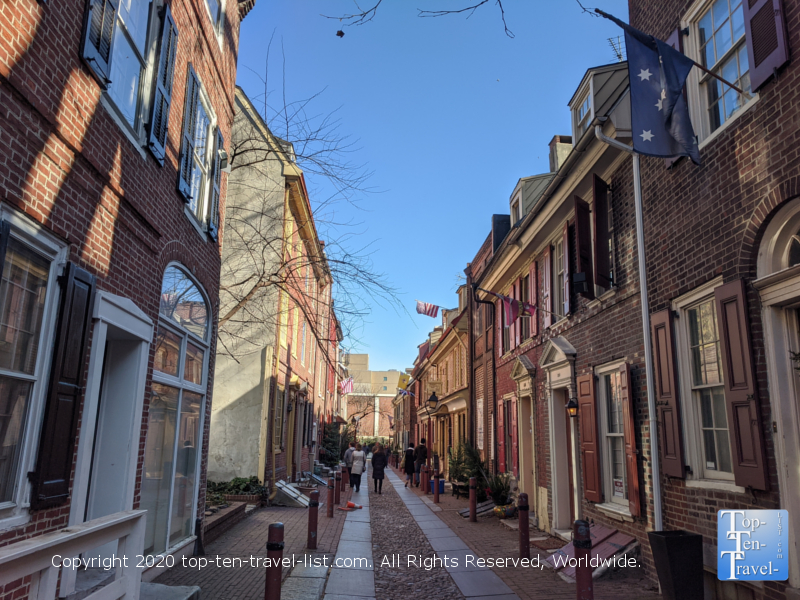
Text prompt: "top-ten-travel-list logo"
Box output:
[[717, 510, 788, 581]]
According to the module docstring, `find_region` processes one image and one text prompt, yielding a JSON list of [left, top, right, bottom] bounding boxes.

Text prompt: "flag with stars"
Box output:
[[599, 11, 700, 165]]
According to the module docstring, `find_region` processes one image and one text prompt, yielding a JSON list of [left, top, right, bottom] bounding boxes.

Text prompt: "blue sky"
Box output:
[[236, 1, 630, 371]]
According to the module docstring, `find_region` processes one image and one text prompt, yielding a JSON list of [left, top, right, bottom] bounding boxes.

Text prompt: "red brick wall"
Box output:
[[0, 0, 242, 596]]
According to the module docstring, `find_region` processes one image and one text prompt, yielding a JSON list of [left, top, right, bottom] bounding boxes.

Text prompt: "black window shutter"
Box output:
[[715, 279, 769, 490], [592, 174, 611, 287], [81, 0, 118, 88], [148, 5, 179, 165], [574, 195, 594, 299], [177, 66, 200, 202], [208, 128, 224, 242], [744, 0, 789, 91], [0, 221, 10, 278], [650, 309, 686, 478], [29, 262, 97, 510]]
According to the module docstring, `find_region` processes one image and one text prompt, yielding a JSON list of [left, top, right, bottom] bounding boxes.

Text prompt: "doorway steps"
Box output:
[[543, 523, 638, 582]]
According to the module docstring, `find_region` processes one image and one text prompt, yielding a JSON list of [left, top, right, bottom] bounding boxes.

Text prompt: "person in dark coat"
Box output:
[[371, 442, 387, 494], [403, 445, 415, 487], [413, 438, 428, 487]]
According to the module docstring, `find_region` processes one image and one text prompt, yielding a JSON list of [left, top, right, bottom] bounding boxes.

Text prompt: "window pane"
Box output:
[[716, 429, 733, 473], [701, 389, 714, 428], [715, 16, 733, 57], [183, 343, 203, 384], [688, 307, 701, 346], [732, 3, 745, 41], [206, 0, 220, 23], [789, 230, 800, 267], [141, 383, 179, 556], [0, 377, 33, 502], [712, 0, 729, 32], [698, 10, 714, 52], [712, 387, 728, 428], [160, 266, 209, 340], [117, 0, 150, 54], [154, 328, 181, 377], [738, 44, 749, 77], [169, 391, 202, 547], [0, 238, 50, 374], [611, 437, 625, 497], [703, 428, 718, 469], [107, 27, 142, 127]]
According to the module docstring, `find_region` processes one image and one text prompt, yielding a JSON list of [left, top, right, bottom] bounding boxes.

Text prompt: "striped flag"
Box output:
[[484, 290, 537, 328], [340, 377, 354, 394], [416, 300, 439, 318]]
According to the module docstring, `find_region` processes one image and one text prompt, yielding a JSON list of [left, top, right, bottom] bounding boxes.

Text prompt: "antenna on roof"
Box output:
[[608, 36, 625, 62]]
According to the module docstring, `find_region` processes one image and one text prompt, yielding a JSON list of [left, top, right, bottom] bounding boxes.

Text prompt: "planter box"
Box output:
[[647, 531, 703, 600], [223, 494, 263, 505]]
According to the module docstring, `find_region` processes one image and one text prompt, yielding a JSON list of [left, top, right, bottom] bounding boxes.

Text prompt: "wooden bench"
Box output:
[[451, 481, 470, 499]]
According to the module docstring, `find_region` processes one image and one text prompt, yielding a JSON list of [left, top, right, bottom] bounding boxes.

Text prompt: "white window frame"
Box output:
[[672, 276, 741, 489], [681, 0, 759, 147], [147, 263, 210, 556], [553, 238, 565, 323], [0, 206, 68, 530], [99, 0, 163, 156], [595, 359, 630, 512], [186, 79, 217, 229], [203, 0, 226, 44], [571, 80, 594, 142]]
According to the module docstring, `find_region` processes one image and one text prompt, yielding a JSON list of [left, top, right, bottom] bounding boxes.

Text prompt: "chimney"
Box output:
[[549, 135, 573, 172]]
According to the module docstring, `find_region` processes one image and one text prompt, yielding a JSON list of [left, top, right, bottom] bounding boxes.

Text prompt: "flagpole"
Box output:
[[595, 126, 663, 533]]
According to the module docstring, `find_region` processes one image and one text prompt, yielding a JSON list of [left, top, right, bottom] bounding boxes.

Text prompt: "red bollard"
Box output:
[[433, 468, 440, 503], [334, 470, 341, 505], [469, 476, 477, 522], [264, 522, 284, 600], [326, 478, 334, 518], [340, 467, 347, 493], [307, 491, 319, 550], [518, 493, 530, 559], [574, 519, 594, 600], [422, 466, 428, 494]]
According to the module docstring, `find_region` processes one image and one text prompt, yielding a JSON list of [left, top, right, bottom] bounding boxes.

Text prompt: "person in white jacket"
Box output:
[[350, 443, 366, 493], [343, 441, 356, 488]]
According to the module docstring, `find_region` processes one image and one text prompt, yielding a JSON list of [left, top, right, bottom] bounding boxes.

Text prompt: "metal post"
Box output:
[[192, 518, 205, 556], [340, 467, 347, 492], [326, 477, 334, 518], [433, 468, 440, 503], [264, 523, 284, 600], [573, 520, 593, 600], [469, 477, 477, 523], [594, 126, 663, 532], [307, 491, 319, 550], [334, 470, 341, 505], [518, 494, 530, 559]]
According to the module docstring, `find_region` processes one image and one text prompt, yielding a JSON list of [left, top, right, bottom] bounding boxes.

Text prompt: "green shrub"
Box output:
[[207, 476, 266, 497]]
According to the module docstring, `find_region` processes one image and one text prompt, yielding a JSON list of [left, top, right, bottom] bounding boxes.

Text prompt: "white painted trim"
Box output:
[[0, 209, 67, 530], [684, 478, 745, 493], [595, 359, 629, 507]]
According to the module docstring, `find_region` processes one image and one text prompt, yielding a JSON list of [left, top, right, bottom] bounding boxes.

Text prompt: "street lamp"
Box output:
[[426, 392, 439, 415], [566, 398, 579, 418]]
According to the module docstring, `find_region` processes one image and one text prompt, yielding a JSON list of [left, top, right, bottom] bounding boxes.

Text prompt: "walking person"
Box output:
[[350, 443, 366, 493], [403, 444, 415, 487], [413, 438, 428, 488], [344, 441, 356, 488], [371, 442, 387, 494]]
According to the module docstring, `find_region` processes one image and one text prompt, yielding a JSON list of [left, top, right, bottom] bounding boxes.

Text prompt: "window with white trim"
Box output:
[[142, 265, 209, 556], [684, 0, 753, 141], [674, 281, 734, 482], [597, 365, 627, 506], [0, 214, 66, 524], [553, 239, 564, 320]]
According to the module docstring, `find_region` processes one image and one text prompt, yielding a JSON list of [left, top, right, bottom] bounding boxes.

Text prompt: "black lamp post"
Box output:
[[427, 392, 438, 413]]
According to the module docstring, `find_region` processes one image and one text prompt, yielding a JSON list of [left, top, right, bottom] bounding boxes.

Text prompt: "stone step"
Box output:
[[140, 583, 200, 600]]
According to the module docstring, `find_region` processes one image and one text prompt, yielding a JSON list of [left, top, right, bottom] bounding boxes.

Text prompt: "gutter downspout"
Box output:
[[472, 284, 498, 476], [594, 124, 663, 532]]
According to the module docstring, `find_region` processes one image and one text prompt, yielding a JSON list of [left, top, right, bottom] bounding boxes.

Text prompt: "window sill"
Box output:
[[184, 205, 209, 241], [698, 93, 760, 152], [0, 506, 32, 533], [596, 502, 634, 522], [684, 478, 744, 494], [586, 286, 617, 310], [98, 95, 147, 161]]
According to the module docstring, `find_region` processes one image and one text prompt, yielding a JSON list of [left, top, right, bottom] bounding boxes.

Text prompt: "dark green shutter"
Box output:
[[148, 5, 179, 165], [81, 0, 118, 88], [177, 66, 200, 201], [208, 128, 224, 241], [29, 263, 97, 510]]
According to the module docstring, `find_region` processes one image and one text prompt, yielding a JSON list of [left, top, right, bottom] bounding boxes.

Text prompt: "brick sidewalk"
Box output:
[[391, 466, 660, 600], [154, 486, 352, 600]]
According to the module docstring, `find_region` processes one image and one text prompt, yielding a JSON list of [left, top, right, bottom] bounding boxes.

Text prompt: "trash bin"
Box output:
[[647, 530, 703, 600], [430, 479, 445, 494]]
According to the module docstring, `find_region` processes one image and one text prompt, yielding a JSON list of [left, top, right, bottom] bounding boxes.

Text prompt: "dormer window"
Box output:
[[511, 196, 521, 224], [575, 92, 593, 138]]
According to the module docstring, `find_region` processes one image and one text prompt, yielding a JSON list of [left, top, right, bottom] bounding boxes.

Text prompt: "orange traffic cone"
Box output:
[[346, 501, 362, 509]]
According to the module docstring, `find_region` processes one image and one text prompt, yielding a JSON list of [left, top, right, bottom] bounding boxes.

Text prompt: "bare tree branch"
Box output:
[[321, 0, 383, 27], [417, 1, 515, 39]]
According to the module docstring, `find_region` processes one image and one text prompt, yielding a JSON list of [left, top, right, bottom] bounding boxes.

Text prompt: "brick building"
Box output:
[[0, 0, 251, 596]]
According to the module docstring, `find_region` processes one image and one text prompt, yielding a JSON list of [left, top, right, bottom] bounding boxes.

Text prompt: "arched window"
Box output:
[[142, 265, 210, 556], [758, 198, 800, 278]]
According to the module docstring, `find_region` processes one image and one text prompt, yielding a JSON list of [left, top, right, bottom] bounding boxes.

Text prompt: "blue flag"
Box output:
[[598, 10, 700, 165]]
